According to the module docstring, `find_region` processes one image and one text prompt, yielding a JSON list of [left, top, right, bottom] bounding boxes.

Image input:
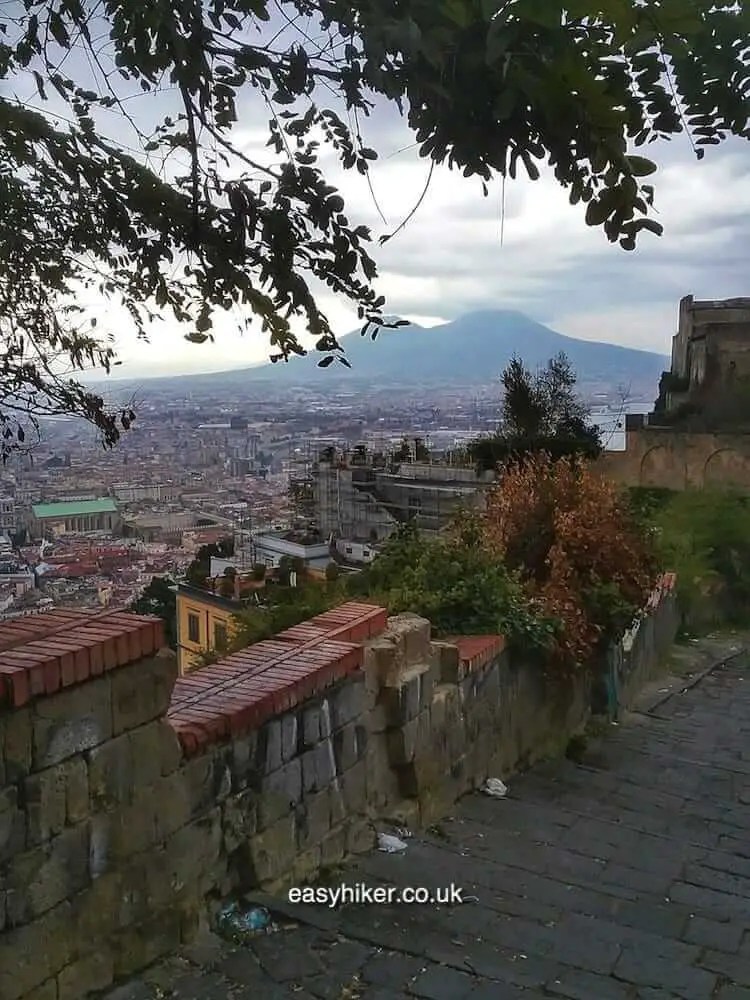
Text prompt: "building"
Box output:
[[30, 498, 121, 538], [599, 295, 750, 490], [0, 496, 16, 536], [251, 530, 330, 571], [174, 582, 241, 674], [111, 483, 178, 503], [312, 447, 492, 547]]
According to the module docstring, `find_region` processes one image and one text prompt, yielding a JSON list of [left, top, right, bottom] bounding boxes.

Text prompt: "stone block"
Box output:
[[246, 813, 296, 884], [111, 653, 176, 737], [320, 826, 347, 869], [32, 677, 112, 769], [57, 949, 114, 1000], [296, 788, 332, 850], [153, 770, 193, 841], [257, 757, 302, 828], [339, 759, 368, 814], [433, 642, 463, 683], [2, 707, 32, 782], [223, 789, 258, 854], [301, 741, 336, 794], [25, 758, 88, 845], [363, 636, 401, 686], [5, 823, 90, 925], [24, 980, 58, 1000], [71, 870, 124, 943], [231, 730, 259, 789], [263, 719, 283, 774], [129, 720, 168, 787], [88, 734, 133, 810], [420, 662, 438, 710], [387, 719, 417, 766], [182, 752, 231, 816], [388, 613, 431, 665], [281, 712, 299, 762], [330, 677, 367, 730], [332, 724, 359, 773], [328, 780, 346, 826], [88, 790, 163, 871], [162, 808, 224, 900], [291, 844, 322, 886], [380, 667, 425, 726], [345, 818, 374, 855], [302, 700, 332, 747], [0, 785, 27, 864], [0, 900, 74, 1000], [364, 739, 401, 812], [112, 912, 183, 980]]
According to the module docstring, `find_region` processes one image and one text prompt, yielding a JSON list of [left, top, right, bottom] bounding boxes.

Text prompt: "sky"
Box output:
[[8, 10, 750, 381]]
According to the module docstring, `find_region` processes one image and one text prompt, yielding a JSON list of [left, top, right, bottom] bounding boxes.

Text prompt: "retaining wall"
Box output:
[[0, 581, 677, 999]]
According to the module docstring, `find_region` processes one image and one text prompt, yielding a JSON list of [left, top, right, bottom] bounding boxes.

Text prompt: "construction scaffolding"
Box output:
[[306, 436, 492, 553]]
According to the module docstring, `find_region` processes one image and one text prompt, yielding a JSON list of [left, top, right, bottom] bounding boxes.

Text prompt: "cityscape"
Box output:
[[0, 358, 652, 629]]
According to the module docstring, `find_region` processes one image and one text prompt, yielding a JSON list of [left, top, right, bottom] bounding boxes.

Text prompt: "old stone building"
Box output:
[[599, 295, 750, 490]]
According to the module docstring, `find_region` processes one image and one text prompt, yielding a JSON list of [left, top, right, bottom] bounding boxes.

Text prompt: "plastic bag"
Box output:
[[481, 777, 508, 798], [377, 832, 408, 853]]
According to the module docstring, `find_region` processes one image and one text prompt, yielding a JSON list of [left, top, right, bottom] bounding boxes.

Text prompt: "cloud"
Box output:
[[8, 13, 749, 379]]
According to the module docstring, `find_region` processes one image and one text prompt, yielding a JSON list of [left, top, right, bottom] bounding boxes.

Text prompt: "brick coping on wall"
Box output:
[[0, 609, 165, 708], [0, 576, 676, 752]]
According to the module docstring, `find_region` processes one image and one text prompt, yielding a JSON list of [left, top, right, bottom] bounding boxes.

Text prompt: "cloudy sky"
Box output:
[[11, 11, 750, 380]]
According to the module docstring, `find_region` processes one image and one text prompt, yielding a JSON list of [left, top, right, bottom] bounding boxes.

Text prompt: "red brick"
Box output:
[[448, 635, 505, 673], [0, 664, 31, 707]]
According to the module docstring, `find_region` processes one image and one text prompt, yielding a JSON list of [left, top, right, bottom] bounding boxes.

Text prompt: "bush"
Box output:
[[352, 522, 556, 650], [481, 454, 658, 668], [650, 488, 750, 626]]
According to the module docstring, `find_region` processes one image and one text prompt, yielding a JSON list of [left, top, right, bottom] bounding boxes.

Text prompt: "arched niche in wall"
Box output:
[[640, 446, 687, 489], [703, 448, 750, 488]]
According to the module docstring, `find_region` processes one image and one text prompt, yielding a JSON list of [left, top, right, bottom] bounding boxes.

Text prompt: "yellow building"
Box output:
[[175, 583, 241, 675]]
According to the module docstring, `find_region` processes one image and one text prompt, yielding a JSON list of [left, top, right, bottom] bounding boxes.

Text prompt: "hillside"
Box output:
[[236, 309, 667, 385], [111, 310, 668, 390]]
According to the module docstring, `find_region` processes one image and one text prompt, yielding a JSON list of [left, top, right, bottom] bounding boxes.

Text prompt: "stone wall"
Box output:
[[596, 418, 750, 491], [0, 591, 678, 1000], [599, 574, 680, 717]]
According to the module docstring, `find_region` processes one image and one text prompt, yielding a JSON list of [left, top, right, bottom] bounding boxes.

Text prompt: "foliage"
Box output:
[[325, 561, 341, 582], [624, 486, 676, 529], [650, 488, 750, 625], [2, 2, 749, 454], [130, 575, 177, 649], [351, 522, 556, 648], [184, 537, 234, 588], [481, 454, 658, 668], [471, 354, 602, 470], [227, 581, 338, 653]]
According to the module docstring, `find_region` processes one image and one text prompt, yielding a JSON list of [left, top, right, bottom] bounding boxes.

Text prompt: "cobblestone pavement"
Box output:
[[106, 649, 750, 1000]]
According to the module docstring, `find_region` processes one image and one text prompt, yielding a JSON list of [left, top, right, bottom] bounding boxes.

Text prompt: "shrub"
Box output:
[[354, 522, 555, 649], [481, 453, 658, 668], [651, 488, 750, 626]]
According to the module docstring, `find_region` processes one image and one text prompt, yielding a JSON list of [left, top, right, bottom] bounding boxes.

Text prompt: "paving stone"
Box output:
[[546, 968, 632, 1000], [361, 952, 428, 990], [683, 915, 744, 954], [408, 963, 475, 999]]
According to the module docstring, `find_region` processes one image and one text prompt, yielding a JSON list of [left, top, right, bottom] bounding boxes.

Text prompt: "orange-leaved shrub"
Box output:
[[481, 453, 659, 668]]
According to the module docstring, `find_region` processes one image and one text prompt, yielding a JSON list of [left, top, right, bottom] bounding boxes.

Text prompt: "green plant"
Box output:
[[354, 521, 556, 649], [651, 489, 750, 627]]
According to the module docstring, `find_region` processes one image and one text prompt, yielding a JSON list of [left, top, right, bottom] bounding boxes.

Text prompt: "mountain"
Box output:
[[234, 309, 667, 385]]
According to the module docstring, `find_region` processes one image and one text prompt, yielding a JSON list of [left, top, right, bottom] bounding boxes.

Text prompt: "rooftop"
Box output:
[[31, 498, 118, 519]]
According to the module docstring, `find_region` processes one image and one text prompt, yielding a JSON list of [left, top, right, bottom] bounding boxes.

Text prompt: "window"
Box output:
[[214, 621, 228, 650], [187, 613, 200, 643]]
